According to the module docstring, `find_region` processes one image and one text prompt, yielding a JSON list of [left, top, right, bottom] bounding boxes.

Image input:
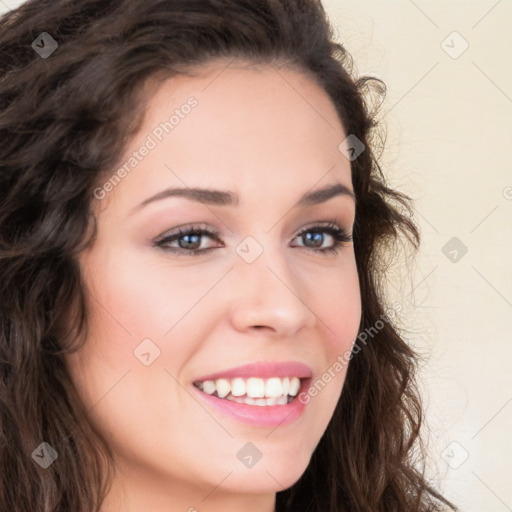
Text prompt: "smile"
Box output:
[[191, 362, 312, 427], [193, 376, 302, 406]]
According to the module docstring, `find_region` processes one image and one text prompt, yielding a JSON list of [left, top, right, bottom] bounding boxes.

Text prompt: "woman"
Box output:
[[0, 0, 457, 511]]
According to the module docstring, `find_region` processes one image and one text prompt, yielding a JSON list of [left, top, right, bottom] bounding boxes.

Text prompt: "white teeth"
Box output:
[[288, 377, 301, 396], [215, 378, 230, 398], [202, 380, 216, 395], [276, 395, 288, 405], [231, 378, 246, 397], [225, 395, 283, 406], [195, 375, 304, 404], [246, 377, 265, 398], [281, 377, 290, 396], [265, 377, 283, 398]]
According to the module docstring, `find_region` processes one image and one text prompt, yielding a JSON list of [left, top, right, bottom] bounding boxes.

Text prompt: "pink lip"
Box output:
[[192, 361, 312, 427], [193, 361, 312, 382], [192, 378, 310, 427]]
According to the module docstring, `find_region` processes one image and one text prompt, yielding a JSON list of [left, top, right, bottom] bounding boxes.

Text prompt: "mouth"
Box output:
[[193, 376, 304, 406], [191, 361, 312, 427]]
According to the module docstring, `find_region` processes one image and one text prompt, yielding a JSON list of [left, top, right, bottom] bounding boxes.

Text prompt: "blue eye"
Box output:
[[153, 220, 352, 257], [154, 224, 222, 256], [292, 223, 353, 255]]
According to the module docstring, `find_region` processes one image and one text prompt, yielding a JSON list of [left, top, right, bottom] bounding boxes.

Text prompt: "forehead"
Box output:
[[98, 59, 351, 213]]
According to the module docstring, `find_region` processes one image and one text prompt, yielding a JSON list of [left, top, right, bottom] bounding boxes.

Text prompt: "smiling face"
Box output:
[[66, 59, 362, 511]]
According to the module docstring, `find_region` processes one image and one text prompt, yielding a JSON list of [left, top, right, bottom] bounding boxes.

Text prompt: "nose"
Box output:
[[227, 242, 317, 338]]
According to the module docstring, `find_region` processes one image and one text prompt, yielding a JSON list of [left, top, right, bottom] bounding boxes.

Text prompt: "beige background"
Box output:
[[2, 0, 511, 510]]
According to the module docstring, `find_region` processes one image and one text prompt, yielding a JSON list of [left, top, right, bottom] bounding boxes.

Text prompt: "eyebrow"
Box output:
[[132, 182, 355, 213]]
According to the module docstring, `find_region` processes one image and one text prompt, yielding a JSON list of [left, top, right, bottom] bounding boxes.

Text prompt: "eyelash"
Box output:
[[153, 220, 353, 257]]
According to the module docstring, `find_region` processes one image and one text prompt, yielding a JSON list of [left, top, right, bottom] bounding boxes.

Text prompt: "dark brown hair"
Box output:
[[0, 1, 456, 511]]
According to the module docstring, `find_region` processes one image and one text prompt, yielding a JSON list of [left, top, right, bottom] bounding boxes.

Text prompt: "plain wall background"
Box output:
[[2, 1, 511, 510]]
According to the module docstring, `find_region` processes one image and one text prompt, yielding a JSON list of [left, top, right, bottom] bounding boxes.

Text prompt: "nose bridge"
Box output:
[[228, 234, 316, 335]]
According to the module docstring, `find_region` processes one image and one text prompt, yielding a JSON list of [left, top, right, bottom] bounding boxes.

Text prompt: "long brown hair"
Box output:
[[0, 1, 456, 511]]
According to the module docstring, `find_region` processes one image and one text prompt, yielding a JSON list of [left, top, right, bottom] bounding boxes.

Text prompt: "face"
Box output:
[[66, 59, 361, 511]]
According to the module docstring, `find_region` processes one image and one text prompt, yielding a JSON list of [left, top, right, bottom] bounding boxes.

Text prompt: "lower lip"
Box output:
[[192, 382, 309, 427]]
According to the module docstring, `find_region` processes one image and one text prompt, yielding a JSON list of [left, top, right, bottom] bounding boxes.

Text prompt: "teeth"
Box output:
[[281, 377, 290, 396], [195, 376, 304, 404], [231, 378, 246, 397], [202, 380, 216, 395], [215, 378, 230, 398], [225, 395, 289, 406], [288, 377, 301, 396], [277, 395, 288, 405], [246, 377, 265, 398], [265, 377, 283, 398]]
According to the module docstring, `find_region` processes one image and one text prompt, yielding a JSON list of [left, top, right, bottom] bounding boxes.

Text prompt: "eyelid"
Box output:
[[153, 223, 221, 243], [297, 219, 352, 237], [154, 219, 352, 240]]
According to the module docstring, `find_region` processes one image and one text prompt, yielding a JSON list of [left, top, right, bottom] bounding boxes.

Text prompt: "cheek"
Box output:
[[66, 251, 200, 450], [299, 257, 361, 404], [71, 246, 227, 411], [84, 245, 225, 342], [308, 256, 361, 354]]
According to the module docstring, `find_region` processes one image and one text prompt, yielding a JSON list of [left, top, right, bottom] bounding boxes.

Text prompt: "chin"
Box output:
[[223, 451, 312, 494]]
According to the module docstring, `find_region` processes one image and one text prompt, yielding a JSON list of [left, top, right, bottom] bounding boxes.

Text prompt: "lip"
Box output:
[[192, 361, 312, 428], [192, 377, 310, 427], [193, 361, 313, 382]]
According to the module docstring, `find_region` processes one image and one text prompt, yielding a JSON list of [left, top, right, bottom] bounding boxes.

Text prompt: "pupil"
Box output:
[[180, 234, 200, 249], [305, 232, 323, 247]]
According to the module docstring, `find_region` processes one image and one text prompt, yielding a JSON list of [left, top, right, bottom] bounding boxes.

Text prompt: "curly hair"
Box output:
[[0, 1, 456, 511]]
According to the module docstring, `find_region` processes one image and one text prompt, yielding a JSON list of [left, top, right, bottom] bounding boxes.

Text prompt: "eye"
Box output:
[[153, 220, 352, 257], [153, 223, 222, 256], [291, 221, 353, 255]]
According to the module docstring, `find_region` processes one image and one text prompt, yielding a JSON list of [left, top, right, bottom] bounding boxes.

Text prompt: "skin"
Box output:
[[65, 59, 362, 512]]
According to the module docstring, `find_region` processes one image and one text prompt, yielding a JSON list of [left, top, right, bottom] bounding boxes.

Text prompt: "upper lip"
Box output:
[[194, 361, 312, 382]]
